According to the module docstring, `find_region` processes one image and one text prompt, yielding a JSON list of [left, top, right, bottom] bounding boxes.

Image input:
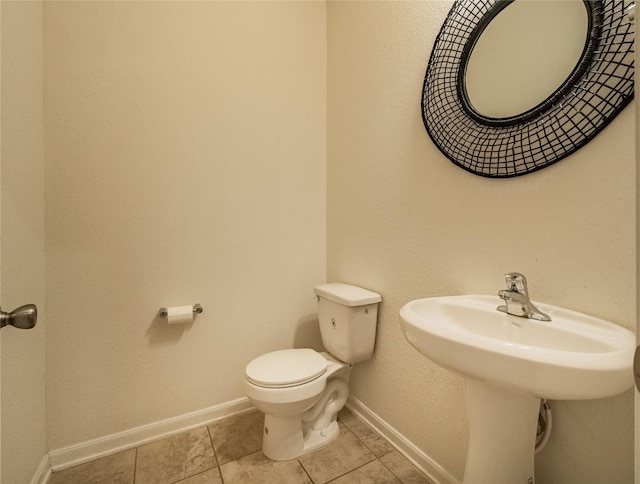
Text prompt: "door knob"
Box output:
[[635, 345, 640, 393], [0, 304, 37, 330]]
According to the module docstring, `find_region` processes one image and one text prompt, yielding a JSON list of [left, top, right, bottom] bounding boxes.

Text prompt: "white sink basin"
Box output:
[[400, 295, 635, 400]]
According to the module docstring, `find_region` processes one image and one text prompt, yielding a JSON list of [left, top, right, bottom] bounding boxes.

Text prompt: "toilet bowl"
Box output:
[[244, 283, 381, 461], [245, 349, 350, 461]]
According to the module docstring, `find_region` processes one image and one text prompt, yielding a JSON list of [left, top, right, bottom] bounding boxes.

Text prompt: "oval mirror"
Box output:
[[421, 0, 635, 178], [464, 0, 588, 120]]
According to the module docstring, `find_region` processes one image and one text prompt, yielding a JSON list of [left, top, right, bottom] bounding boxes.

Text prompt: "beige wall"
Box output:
[[327, 2, 635, 483], [44, 1, 326, 449], [1, 1, 47, 482]]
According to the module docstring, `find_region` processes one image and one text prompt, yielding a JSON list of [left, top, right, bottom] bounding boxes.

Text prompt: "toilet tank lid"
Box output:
[[314, 283, 381, 306]]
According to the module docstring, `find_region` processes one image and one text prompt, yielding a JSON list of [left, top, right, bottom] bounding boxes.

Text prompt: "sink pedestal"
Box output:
[[463, 378, 540, 484]]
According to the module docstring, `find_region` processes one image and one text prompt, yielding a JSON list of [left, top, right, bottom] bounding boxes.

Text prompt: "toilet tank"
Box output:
[[314, 283, 382, 364]]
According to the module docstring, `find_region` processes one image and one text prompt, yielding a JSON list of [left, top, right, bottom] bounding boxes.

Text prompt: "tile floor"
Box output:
[[50, 408, 433, 484]]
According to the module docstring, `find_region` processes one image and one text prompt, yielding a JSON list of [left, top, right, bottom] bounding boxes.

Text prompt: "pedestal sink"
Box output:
[[399, 295, 635, 484]]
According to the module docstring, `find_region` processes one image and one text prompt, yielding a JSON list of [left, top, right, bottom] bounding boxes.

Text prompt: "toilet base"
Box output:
[[262, 414, 340, 461], [261, 377, 349, 461], [301, 420, 340, 456]]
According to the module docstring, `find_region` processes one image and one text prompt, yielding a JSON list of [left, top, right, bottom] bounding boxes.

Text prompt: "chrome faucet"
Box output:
[[497, 272, 551, 322]]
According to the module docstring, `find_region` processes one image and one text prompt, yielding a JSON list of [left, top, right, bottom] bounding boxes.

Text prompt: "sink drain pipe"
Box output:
[[535, 399, 552, 454]]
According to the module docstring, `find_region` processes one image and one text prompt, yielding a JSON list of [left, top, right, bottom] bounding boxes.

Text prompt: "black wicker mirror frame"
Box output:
[[422, 0, 635, 178]]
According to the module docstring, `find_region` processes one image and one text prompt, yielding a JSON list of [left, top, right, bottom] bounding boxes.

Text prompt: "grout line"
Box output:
[[132, 447, 138, 484], [324, 459, 377, 484], [205, 425, 225, 484], [377, 456, 406, 484], [205, 425, 219, 467], [298, 457, 315, 483]]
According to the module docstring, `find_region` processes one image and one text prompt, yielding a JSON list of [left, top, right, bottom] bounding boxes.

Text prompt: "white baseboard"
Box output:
[[30, 454, 51, 484], [48, 397, 254, 472], [346, 396, 461, 484]]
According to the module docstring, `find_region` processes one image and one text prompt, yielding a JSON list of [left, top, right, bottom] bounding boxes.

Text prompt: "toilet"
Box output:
[[244, 282, 382, 461]]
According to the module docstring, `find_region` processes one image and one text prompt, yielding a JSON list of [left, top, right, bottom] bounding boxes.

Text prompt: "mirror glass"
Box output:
[[464, 0, 588, 119]]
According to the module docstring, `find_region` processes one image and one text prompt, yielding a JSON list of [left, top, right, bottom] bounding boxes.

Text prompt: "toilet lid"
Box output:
[[246, 349, 327, 388]]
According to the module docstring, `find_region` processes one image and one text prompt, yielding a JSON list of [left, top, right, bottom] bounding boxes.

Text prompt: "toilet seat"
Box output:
[[246, 349, 327, 388]]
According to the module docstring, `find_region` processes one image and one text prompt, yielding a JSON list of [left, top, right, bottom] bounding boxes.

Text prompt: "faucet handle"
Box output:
[[504, 272, 528, 293]]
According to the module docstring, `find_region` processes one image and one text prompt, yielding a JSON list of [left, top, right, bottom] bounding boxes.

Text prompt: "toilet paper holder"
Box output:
[[158, 304, 203, 319]]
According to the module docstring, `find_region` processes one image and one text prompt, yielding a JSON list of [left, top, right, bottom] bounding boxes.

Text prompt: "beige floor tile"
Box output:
[[220, 450, 312, 484], [337, 406, 353, 420], [208, 410, 264, 464], [299, 428, 375, 484], [331, 459, 402, 484], [341, 415, 395, 457], [175, 467, 223, 483], [339, 415, 367, 436], [135, 427, 217, 484], [379, 451, 433, 484], [50, 449, 136, 484]]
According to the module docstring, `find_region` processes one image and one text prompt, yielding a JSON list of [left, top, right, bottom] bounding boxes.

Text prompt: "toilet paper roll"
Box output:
[[166, 305, 194, 325]]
